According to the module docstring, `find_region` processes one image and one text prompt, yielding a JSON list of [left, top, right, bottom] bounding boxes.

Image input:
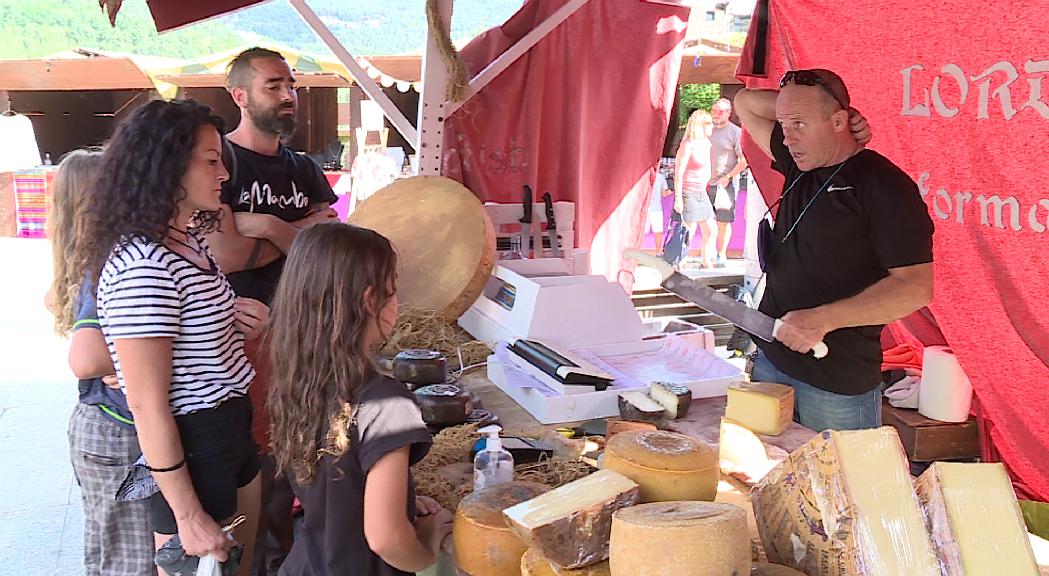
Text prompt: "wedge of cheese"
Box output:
[[724, 382, 794, 436], [603, 429, 717, 503], [503, 469, 640, 569], [649, 381, 692, 419], [520, 548, 611, 576], [608, 501, 750, 576], [752, 426, 940, 576], [915, 462, 1039, 575], [453, 481, 552, 576], [718, 418, 774, 483]]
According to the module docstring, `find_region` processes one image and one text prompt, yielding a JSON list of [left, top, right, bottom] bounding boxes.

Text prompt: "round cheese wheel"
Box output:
[[609, 501, 750, 576], [521, 548, 611, 576], [393, 349, 448, 385], [751, 563, 806, 575], [454, 481, 551, 576], [414, 384, 471, 426], [603, 430, 718, 503]]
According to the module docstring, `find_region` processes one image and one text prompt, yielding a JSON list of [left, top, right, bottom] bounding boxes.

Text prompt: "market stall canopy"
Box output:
[[0, 47, 422, 96], [100, 0, 272, 32], [736, 0, 1049, 503]]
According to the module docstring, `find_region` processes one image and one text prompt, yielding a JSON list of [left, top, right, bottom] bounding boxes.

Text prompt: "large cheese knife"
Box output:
[[625, 251, 828, 359]]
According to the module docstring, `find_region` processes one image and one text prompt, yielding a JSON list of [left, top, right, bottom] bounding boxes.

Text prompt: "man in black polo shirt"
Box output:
[[734, 69, 934, 431], [207, 47, 338, 576]]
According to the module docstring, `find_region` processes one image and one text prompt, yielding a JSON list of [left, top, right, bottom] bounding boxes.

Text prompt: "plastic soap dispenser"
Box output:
[[473, 425, 514, 491]]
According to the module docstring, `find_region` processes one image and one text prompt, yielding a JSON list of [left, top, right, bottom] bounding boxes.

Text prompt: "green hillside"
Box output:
[[0, 0, 523, 60]]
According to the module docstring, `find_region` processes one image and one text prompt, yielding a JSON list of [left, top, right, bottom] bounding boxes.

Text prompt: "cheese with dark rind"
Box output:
[[413, 383, 470, 426], [393, 348, 449, 385], [453, 481, 552, 576], [608, 501, 750, 576], [521, 549, 611, 576], [617, 391, 666, 426], [603, 429, 718, 503], [502, 469, 640, 569], [649, 381, 692, 419]]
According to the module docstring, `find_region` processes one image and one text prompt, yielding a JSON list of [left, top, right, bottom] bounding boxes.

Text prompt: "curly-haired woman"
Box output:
[[268, 223, 452, 576], [47, 149, 156, 575], [76, 99, 269, 575]]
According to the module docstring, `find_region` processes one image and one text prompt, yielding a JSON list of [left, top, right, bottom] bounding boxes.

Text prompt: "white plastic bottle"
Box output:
[[473, 425, 514, 491]]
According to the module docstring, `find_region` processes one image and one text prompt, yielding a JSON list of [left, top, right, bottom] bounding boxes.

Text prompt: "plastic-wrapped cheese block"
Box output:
[[502, 469, 640, 570], [520, 549, 610, 576], [724, 382, 794, 436], [752, 427, 940, 576], [915, 462, 1039, 576], [603, 430, 718, 503], [751, 562, 806, 575], [608, 501, 750, 576], [453, 481, 552, 576]]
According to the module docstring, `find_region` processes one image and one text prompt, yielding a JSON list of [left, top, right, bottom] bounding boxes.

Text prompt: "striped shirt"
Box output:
[[97, 236, 255, 416]]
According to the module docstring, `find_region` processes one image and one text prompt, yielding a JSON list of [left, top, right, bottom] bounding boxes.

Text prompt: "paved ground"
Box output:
[[0, 238, 84, 575]]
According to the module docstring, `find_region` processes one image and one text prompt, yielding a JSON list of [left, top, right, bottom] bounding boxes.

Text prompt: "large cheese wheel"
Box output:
[[520, 549, 611, 576], [609, 501, 751, 576], [603, 430, 718, 502], [348, 176, 496, 320], [751, 563, 806, 575], [454, 481, 552, 576]]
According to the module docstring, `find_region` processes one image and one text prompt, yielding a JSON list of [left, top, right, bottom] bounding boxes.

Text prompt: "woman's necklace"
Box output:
[[167, 226, 204, 257]]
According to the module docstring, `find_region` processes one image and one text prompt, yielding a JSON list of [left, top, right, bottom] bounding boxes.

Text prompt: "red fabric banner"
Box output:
[[738, 0, 1049, 500], [442, 0, 688, 281]]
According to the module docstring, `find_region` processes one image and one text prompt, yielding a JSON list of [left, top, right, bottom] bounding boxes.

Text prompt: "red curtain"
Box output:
[[738, 0, 1049, 501], [442, 0, 689, 281]]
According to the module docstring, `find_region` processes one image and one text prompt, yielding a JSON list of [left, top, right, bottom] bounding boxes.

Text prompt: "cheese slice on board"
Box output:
[[520, 548, 610, 576], [915, 462, 1039, 576], [502, 469, 640, 569], [752, 426, 940, 576], [603, 429, 718, 503], [724, 382, 794, 436], [453, 481, 551, 576], [608, 501, 750, 576]]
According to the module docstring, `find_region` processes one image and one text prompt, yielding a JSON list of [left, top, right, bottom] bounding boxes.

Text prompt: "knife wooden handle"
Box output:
[[773, 319, 829, 359]]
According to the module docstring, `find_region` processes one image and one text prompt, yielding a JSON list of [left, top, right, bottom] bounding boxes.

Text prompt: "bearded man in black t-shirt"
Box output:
[[734, 69, 934, 432], [206, 47, 338, 576]]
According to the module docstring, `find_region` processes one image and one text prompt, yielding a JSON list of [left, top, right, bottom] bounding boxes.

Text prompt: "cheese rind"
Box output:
[[649, 381, 692, 419], [751, 563, 807, 575], [724, 381, 794, 436], [603, 430, 718, 503], [521, 549, 611, 576], [608, 501, 750, 576], [617, 391, 666, 426], [453, 481, 552, 576], [752, 426, 940, 576], [414, 383, 471, 425], [503, 469, 640, 569], [915, 462, 1039, 576]]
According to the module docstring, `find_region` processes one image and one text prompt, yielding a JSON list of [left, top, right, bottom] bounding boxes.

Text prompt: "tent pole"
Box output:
[[416, 0, 454, 176], [288, 0, 418, 145]]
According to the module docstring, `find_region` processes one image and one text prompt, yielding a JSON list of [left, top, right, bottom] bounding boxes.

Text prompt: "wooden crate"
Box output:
[[881, 399, 981, 462]]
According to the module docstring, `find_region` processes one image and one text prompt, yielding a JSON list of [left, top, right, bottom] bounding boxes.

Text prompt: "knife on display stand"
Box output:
[[543, 192, 561, 258], [625, 251, 829, 359], [520, 185, 534, 259]]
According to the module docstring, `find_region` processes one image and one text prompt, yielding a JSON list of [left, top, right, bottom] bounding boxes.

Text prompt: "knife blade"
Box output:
[[625, 251, 828, 359], [542, 192, 561, 257], [520, 185, 534, 259]]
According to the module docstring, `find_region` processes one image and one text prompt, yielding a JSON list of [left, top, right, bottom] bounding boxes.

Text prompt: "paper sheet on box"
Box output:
[[570, 335, 738, 390]]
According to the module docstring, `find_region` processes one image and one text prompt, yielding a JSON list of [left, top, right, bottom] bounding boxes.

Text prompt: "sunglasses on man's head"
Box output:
[[780, 70, 848, 109]]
